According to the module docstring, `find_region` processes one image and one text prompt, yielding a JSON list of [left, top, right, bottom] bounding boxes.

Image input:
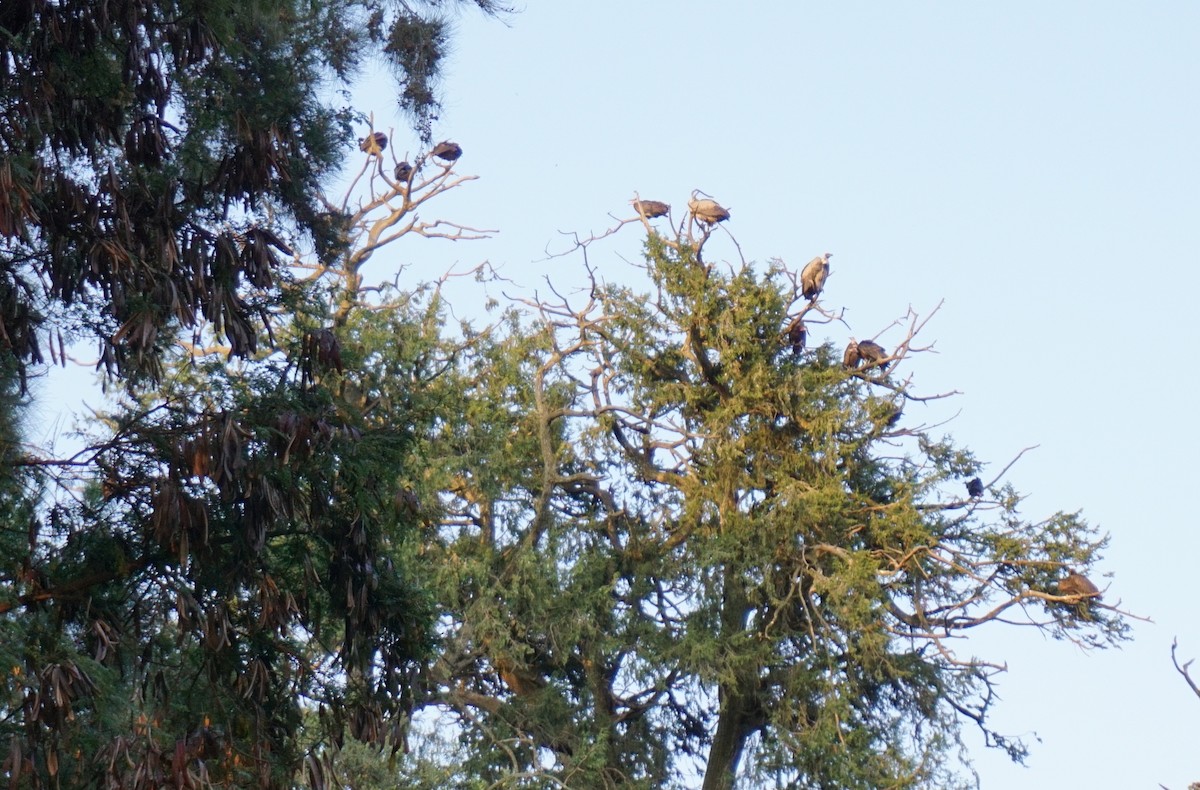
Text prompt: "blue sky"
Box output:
[[355, 3, 1197, 786], [35, 3, 1199, 786]]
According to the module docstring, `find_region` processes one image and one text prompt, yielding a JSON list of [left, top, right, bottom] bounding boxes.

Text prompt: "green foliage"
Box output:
[[385, 220, 1130, 789], [0, 4, 1130, 785], [0, 1, 505, 787], [0, 0, 504, 387]]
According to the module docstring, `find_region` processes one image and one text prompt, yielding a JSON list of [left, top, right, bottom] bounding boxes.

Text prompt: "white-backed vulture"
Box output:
[[358, 131, 387, 155], [430, 140, 462, 162], [632, 199, 670, 219], [843, 340, 860, 368], [1058, 570, 1102, 599], [801, 253, 831, 301], [688, 191, 730, 224]]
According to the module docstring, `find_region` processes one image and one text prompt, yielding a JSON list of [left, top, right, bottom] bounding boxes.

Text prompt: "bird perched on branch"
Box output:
[[632, 198, 670, 219], [785, 317, 807, 356], [801, 253, 831, 300], [358, 132, 387, 155], [393, 160, 413, 182], [855, 340, 888, 370], [1058, 569, 1102, 600], [688, 191, 730, 225], [430, 140, 462, 162], [965, 477, 984, 498], [492, 655, 547, 697], [843, 340, 860, 368]]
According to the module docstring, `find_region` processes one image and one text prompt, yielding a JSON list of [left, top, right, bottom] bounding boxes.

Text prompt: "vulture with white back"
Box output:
[[843, 340, 860, 368], [358, 131, 387, 155], [688, 191, 730, 225], [430, 140, 462, 162], [632, 198, 670, 219], [801, 253, 831, 301], [1058, 569, 1102, 600]]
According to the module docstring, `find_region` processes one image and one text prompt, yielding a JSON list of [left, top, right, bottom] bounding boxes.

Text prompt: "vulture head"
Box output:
[[393, 160, 413, 182], [358, 131, 388, 155], [688, 190, 730, 225], [800, 253, 832, 301], [632, 198, 670, 219], [430, 140, 463, 162]]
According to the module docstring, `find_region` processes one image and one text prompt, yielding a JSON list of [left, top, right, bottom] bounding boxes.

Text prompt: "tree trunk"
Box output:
[[703, 558, 759, 790], [701, 690, 755, 790]]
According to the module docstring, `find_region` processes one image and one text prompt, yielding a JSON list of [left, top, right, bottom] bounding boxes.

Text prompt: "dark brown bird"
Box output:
[[688, 191, 730, 224], [393, 160, 413, 182], [358, 131, 387, 155], [965, 477, 984, 498], [1058, 570, 1102, 599], [855, 340, 889, 371], [785, 317, 807, 356], [801, 253, 831, 301], [430, 140, 462, 162], [632, 198, 670, 219]]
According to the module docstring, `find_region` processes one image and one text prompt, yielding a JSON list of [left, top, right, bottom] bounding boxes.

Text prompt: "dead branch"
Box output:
[[1172, 638, 1200, 701]]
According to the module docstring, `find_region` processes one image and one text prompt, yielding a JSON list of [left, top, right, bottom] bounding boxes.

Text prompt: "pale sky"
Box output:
[[34, 3, 1200, 787], [351, 3, 1199, 787]]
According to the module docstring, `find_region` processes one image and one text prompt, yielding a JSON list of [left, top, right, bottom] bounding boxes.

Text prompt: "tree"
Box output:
[[390, 207, 1132, 788], [0, 5, 1135, 785], [0, 0, 507, 387], [0, 0, 507, 784]]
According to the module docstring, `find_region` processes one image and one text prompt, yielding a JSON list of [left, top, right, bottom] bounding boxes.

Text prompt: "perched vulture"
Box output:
[[393, 160, 413, 182], [800, 253, 831, 301], [493, 655, 547, 697], [430, 140, 463, 162], [842, 340, 860, 368], [785, 317, 807, 356], [965, 477, 984, 498], [855, 339, 888, 371], [688, 192, 730, 225], [358, 131, 388, 155], [1058, 570, 1102, 600], [394, 487, 420, 517], [632, 198, 670, 219]]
